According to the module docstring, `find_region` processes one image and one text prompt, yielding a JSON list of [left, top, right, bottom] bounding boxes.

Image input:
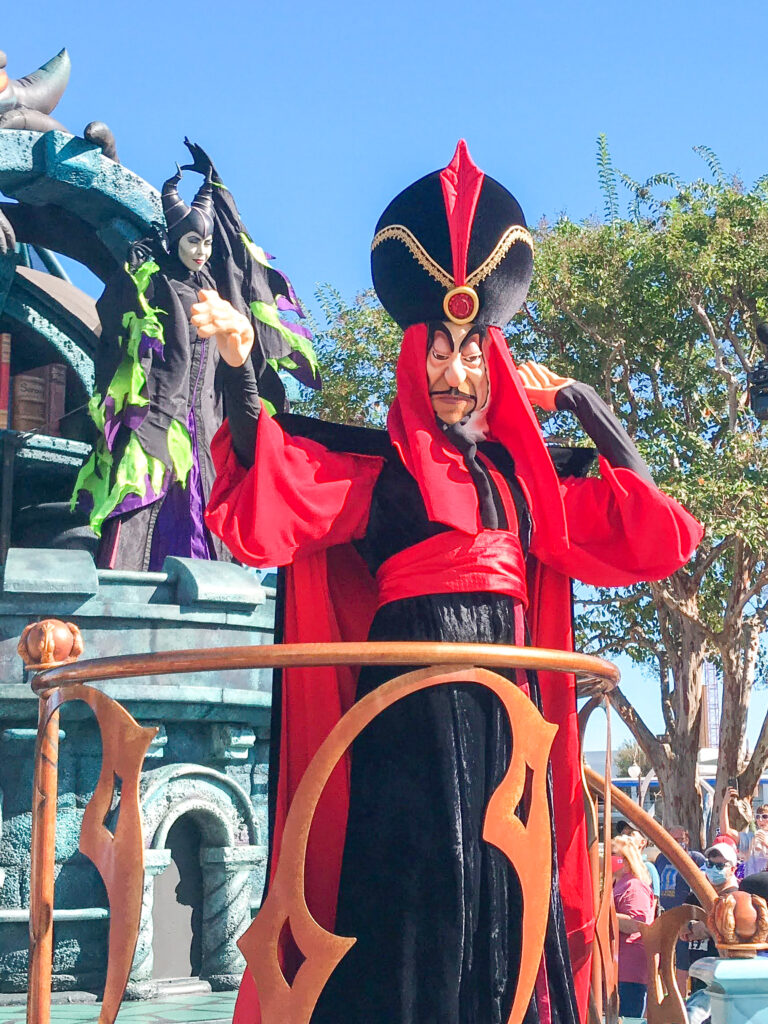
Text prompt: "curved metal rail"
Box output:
[[23, 629, 619, 1024], [31, 640, 620, 694], [584, 765, 716, 911]]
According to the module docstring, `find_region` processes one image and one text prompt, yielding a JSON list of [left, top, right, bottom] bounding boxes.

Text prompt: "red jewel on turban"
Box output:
[[443, 285, 480, 325]]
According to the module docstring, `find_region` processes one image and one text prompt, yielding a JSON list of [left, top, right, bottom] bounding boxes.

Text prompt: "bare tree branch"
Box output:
[[651, 582, 717, 642], [725, 294, 753, 373], [608, 686, 665, 760], [690, 536, 737, 588], [743, 705, 768, 794], [734, 569, 768, 618]]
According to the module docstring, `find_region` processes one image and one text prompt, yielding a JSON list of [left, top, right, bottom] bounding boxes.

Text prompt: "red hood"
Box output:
[[387, 323, 569, 553]]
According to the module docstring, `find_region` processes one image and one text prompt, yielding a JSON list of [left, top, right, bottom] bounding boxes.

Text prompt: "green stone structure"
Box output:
[[0, 125, 278, 1002]]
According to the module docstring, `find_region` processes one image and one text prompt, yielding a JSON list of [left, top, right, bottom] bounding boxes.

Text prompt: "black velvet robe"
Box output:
[[313, 451, 578, 1024]]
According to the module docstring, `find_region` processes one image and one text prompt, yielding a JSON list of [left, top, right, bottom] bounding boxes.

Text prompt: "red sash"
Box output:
[[376, 529, 528, 610]]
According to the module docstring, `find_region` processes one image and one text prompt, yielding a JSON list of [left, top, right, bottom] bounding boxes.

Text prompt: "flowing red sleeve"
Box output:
[[531, 457, 703, 585], [204, 408, 385, 566]]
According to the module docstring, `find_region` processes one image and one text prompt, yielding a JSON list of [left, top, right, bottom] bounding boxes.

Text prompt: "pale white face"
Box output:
[[177, 230, 213, 272], [426, 321, 489, 426]]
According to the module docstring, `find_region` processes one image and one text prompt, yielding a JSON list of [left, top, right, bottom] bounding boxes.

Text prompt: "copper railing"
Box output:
[[19, 617, 716, 1024], [582, 766, 717, 1024]]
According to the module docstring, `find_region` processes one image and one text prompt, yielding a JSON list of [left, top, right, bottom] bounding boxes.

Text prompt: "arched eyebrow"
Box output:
[[427, 321, 453, 351], [459, 325, 485, 350], [426, 322, 486, 353]]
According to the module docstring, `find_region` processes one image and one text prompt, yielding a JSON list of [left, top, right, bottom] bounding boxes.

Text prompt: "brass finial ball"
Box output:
[[17, 619, 84, 669], [708, 891, 768, 958]]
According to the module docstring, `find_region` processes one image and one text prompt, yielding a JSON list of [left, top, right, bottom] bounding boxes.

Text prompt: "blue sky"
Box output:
[[4, 0, 768, 756]]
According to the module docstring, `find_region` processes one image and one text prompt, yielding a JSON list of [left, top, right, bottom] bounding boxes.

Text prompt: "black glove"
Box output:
[[180, 138, 218, 181], [127, 225, 166, 271]]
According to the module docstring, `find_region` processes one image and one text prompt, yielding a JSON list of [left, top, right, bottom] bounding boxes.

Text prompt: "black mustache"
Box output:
[[429, 387, 476, 404]]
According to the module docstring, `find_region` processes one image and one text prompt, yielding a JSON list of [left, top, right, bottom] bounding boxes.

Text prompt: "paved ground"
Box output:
[[0, 992, 236, 1024]]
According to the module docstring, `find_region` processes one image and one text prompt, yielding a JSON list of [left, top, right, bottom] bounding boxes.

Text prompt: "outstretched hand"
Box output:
[[517, 361, 575, 411], [191, 289, 254, 367], [181, 138, 215, 179]]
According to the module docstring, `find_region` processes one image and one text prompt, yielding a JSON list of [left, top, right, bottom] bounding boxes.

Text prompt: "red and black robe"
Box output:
[[205, 325, 702, 1024]]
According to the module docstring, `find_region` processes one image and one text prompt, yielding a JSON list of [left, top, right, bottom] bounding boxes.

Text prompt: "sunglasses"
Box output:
[[757, 813, 768, 820], [706, 859, 728, 869]]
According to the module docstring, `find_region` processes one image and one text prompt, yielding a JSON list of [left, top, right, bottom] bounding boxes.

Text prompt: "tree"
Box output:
[[298, 140, 768, 846], [513, 138, 768, 845], [296, 286, 400, 425]]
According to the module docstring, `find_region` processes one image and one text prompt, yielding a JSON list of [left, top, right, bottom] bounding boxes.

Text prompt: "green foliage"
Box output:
[[293, 285, 401, 426], [513, 161, 768, 653], [596, 133, 620, 223]]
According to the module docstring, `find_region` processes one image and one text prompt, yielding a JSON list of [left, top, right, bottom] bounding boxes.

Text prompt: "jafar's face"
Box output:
[[426, 321, 489, 425]]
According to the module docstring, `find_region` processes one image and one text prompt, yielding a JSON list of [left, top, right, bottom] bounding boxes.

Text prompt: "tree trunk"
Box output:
[[711, 544, 760, 841], [658, 589, 707, 848], [655, 746, 703, 849]]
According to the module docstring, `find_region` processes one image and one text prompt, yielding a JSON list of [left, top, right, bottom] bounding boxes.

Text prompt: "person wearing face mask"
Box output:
[[681, 842, 739, 992], [73, 140, 317, 570], [653, 826, 706, 993], [203, 142, 703, 1024], [611, 836, 656, 1019]]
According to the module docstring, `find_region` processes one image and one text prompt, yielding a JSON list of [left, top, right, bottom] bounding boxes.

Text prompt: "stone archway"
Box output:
[[129, 764, 266, 996]]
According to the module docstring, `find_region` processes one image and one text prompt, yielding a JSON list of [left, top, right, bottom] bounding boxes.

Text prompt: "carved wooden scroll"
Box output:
[[30, 684, 155, 1024], [238, 665, 557, 1024], [638, 904, 707, 1024], [707, 891, 768, 956]]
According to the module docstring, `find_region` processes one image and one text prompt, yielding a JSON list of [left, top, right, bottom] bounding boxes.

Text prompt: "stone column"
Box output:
[[126, 848, 171, 998], [199, 845, 264, 990]]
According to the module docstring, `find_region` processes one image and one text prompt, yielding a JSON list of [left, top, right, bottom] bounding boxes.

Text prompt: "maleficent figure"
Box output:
[[73, 141, 318, 570]]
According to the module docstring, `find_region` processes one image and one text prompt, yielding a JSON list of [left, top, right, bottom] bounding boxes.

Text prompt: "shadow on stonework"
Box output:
[[152, 815, 203, 980], [126, 763, 266, 999]]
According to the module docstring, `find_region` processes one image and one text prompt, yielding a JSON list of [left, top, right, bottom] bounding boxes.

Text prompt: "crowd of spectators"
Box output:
[[610, 791, 768, 1019]]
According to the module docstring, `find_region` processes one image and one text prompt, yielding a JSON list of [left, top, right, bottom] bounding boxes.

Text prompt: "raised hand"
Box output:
[[190, 289, 254, 367], [517, 361, 575, 411], [181, 138, 214, 178]]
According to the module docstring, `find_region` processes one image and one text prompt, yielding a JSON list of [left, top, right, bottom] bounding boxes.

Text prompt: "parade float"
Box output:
[[0, 40, 765, 1024]]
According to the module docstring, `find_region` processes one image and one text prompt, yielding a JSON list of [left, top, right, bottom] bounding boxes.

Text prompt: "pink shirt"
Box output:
[[613, 874, 656, 984]]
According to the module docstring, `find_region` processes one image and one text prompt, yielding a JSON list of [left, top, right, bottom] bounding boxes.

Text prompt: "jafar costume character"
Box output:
[[202, 142, 703, 1024], [72, 140, 318, 571]]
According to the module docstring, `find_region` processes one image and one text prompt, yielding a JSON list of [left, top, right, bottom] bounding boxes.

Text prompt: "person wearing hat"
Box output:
[[202, 142, 703, 1024], [681, 841, 740, 991], [74, 140, 316, 570]]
